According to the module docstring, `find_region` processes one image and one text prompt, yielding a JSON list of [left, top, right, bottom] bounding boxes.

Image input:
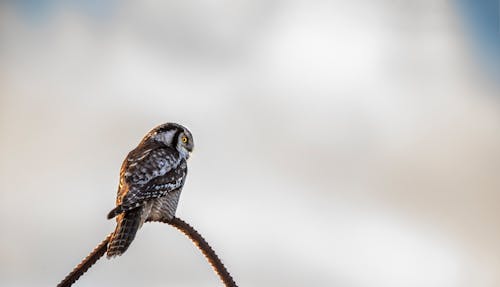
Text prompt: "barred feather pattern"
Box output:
[[107, 207, 145, 258]]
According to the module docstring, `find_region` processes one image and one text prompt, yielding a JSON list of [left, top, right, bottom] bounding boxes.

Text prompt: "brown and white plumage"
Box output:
[[106, 123, 194, 258]]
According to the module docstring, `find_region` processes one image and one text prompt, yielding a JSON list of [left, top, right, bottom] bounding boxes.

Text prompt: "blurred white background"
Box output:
[[1, 1, 499, 286]]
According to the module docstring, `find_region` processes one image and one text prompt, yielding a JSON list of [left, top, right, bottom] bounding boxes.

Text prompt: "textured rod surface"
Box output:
[[56, 217, 237, 287], [161, 217, 238, 287], [57, 233, 111, 287]]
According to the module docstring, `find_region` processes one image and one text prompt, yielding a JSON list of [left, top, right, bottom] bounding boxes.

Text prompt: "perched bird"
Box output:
[[106, 123, 194, 258]]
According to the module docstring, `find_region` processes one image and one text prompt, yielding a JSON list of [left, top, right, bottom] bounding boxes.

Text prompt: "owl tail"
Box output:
[[107, 208, 142, 258]]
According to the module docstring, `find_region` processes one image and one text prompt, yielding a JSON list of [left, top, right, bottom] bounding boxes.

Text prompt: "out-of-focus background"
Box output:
[[1, 1, 499, 286]]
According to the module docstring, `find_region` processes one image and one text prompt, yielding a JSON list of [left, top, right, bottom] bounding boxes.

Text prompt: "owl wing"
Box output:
[[124, 146, 180, 186], [107, 146, 186, 219], [140, 159, 187, 194]]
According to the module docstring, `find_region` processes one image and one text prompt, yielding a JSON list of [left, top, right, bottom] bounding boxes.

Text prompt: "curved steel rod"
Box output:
[[57, 233, 111, 287], [56, 217, 237, 287], [156, 217, 238, 287]]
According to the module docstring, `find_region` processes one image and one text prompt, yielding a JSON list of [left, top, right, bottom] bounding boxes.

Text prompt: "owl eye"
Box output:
[[181, 136, 188, 143]]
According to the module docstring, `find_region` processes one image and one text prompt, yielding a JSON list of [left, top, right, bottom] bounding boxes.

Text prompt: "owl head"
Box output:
[[143, 123, 194, 158]]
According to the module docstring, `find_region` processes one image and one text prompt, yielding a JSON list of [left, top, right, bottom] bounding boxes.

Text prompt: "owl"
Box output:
[[106, 123, 194, 258]]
